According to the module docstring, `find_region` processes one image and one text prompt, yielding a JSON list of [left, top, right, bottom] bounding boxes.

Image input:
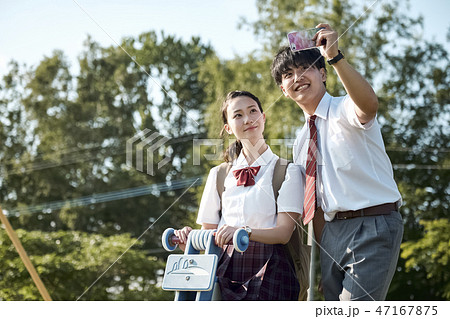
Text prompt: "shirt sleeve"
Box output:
[[276, 163, 303, 214], [196, 166, 221, 225], [342, 95, 375, 130]]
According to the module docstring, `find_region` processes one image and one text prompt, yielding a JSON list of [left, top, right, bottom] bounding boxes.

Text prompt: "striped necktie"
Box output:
[[303, 115, 317, 225]]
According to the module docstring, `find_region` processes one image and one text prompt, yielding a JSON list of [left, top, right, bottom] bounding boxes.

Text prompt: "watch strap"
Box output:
[[327, 50, 344, 65], [244, 226, 252, 238]]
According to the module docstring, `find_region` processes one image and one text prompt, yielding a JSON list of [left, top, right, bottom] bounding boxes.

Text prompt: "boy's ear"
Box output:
[[280, 85, 290, 97], [320, 68, 327, 82]]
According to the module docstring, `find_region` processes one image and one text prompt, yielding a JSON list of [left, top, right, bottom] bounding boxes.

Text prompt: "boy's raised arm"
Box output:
[[314, 23, 378, 124]]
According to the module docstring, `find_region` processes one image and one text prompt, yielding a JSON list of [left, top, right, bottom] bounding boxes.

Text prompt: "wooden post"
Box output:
[[307, 221, 316, 301], [0, 206, 52, 301]]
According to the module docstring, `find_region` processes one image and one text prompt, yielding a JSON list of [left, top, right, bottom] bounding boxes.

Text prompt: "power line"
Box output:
[[393, 164, 450, 170], [4, 176, 203, 216], [386, 147, 450, 153], [2, 133, 202, 176]]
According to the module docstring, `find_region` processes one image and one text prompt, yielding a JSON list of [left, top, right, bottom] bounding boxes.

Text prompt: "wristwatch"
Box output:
[[327, 50, 344, 65], [244, 226, 252, 239]]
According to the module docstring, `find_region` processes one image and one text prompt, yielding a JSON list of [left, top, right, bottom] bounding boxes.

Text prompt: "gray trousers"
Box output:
[[320, 210, 403, 301]]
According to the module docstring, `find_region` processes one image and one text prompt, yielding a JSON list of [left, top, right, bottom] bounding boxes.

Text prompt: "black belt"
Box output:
[[335, 203, 397, 220]]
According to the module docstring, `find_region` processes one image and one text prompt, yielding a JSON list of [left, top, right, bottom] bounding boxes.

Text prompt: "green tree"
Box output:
[[0, 31, 213, 300], [0, 228, 171, 300], [378, 41, 449, 300], [1, 32, 212, 241], [401, 219, 450, 299]]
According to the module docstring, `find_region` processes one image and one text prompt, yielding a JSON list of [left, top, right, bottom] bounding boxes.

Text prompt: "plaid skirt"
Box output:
[[216, 241, 300, 301]]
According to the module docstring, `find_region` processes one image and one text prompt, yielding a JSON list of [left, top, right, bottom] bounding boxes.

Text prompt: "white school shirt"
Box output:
[[196, 146, 303, 229], [293, 92, 402, 221]]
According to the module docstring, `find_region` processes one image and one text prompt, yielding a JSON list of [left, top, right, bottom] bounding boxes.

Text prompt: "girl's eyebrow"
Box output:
[[233, 105, 257, 113]]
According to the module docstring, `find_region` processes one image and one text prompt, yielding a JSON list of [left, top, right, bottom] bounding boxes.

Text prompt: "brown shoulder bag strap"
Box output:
[[216, 162, 232, 218], [272, 157, 290, 202]]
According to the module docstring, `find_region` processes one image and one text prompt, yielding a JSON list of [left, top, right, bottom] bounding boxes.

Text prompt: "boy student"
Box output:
[[271, 23, 403, 301]]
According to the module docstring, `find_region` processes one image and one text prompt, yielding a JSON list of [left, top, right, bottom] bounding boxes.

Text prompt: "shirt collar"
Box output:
[[234, 145, 274, 168], [303, 92, 331, 121]]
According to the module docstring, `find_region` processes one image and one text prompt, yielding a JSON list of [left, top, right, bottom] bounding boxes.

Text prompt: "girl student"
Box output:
[[174, 90, 305, 301]]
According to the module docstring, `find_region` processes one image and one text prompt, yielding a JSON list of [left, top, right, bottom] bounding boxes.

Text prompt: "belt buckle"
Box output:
[[339, 212, 349, 220]]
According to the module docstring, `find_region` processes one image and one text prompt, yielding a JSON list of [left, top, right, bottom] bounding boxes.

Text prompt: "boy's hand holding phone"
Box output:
[[312, 24, 339, 60], [287, 23, 340, 60]]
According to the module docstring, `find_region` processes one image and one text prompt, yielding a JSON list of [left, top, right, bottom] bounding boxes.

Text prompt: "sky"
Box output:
[[0, 0, 449, 77]]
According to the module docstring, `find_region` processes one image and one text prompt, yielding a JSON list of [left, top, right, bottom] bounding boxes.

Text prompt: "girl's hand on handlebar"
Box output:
[[174, 226, 192, 251], [215, 224, 238, 248]]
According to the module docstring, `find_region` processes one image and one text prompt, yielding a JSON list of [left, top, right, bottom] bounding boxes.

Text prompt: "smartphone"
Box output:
[[287, 27, 324, 52]]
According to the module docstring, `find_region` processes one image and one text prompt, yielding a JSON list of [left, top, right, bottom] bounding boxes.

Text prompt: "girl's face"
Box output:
[[224, 96, 265, 144]]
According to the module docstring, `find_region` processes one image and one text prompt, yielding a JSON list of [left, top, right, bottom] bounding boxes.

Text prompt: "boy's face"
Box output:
[[280, 65, 327, 109]]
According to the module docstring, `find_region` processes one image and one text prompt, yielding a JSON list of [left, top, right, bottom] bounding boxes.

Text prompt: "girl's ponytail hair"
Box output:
[[220, 91, 263, 163], [221, 139, 243, 163]]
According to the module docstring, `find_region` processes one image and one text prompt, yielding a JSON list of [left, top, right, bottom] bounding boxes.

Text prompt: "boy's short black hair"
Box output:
[[271, 46, 327, 86]]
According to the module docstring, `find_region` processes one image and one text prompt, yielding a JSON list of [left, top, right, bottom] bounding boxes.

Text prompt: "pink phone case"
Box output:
[[287, 28, 323, 52]]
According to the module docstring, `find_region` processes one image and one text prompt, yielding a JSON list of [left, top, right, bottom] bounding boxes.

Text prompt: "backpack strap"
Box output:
[[272, 158, 290, 202], [216, 162, 232, 218]]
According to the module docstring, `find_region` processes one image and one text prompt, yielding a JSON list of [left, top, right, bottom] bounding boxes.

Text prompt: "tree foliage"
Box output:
[[401, 219, 450, 299], [0, 32, 212, 300], [0, 0, 448, 300], [0, 228, 171, 300]]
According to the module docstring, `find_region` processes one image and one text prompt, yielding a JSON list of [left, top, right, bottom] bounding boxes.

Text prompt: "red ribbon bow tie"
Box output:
[[233, 166, 261, 187]]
